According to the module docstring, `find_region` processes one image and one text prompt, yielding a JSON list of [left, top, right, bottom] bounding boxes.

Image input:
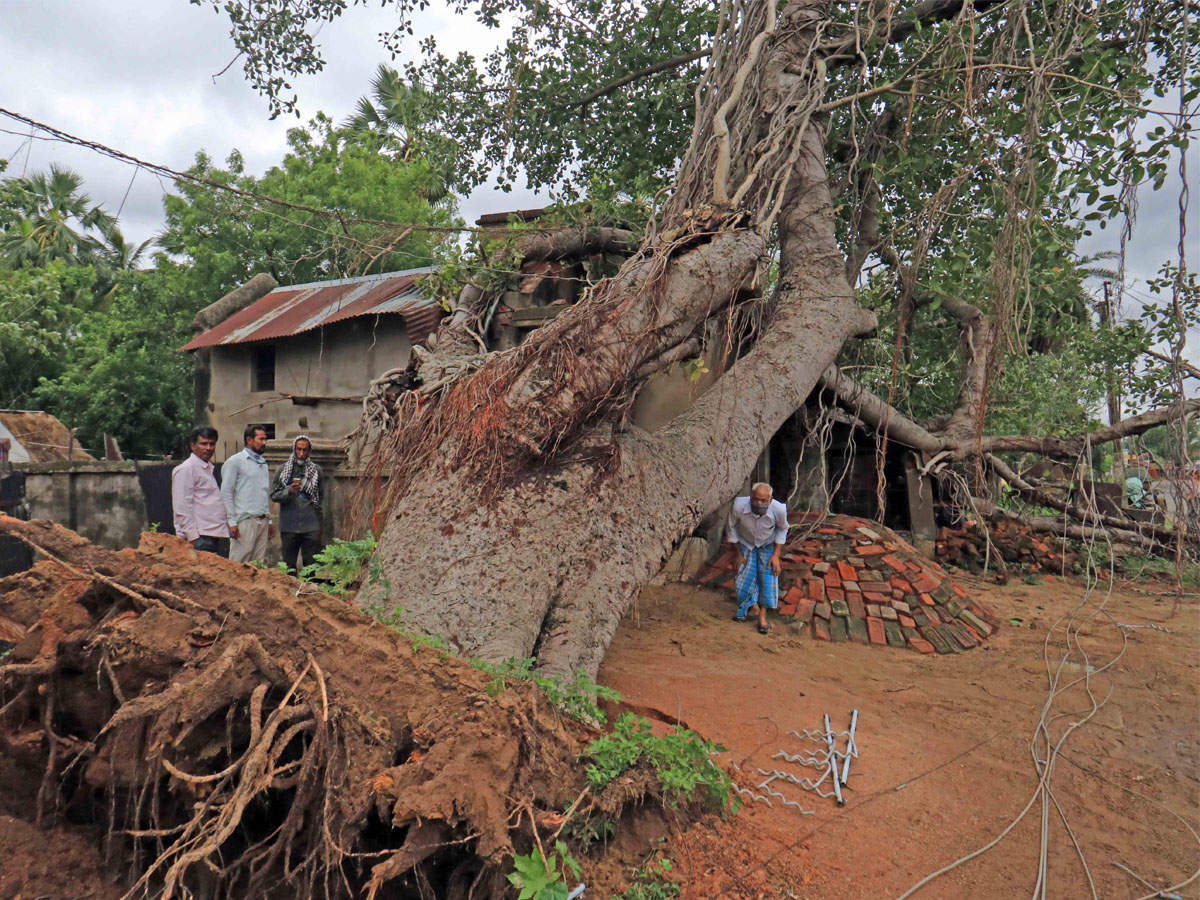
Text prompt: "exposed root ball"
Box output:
[[0, 516, 598, 899]]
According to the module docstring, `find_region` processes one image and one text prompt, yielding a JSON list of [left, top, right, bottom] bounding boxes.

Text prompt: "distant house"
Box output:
[[181, 268, 443, 462], [0, 410, 94, 463]]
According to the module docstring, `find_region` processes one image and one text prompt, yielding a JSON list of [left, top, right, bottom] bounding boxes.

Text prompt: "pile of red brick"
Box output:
[[937, 519, 1076, 574], [700, 513, 998, 653]]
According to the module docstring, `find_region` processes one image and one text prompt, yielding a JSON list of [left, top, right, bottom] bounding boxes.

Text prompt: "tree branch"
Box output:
[[559, 49, 709, 110], [981, 399, 1200, 457], [984, 453, 1182, 545], [819, 365, 946, 453], [1146, 347, 1200, 381], [970, 497, 1160, 553], [817, 0, 1012, 65]]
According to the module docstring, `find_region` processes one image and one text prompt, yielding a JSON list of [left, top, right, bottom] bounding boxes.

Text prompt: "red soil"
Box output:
[[599, 574, 1198, 898]]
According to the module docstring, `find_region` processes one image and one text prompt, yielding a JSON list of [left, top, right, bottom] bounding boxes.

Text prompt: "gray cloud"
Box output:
[[0, 0, 546, 249]]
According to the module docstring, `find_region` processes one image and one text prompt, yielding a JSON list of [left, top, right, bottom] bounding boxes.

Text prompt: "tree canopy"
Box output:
[[201, 0, 1196, 444], [157, 115, 458, 308]]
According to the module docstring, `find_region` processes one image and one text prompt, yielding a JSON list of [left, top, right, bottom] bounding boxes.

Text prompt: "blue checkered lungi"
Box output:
[[734, 542, 779, 618]]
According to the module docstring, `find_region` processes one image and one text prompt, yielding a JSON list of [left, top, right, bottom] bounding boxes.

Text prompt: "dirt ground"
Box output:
[[2, 524, 1195, 899], [598, 573, 1199, 899]]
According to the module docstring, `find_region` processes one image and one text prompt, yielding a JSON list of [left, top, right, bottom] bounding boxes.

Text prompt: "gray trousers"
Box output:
[[230, 516, 270, 564]]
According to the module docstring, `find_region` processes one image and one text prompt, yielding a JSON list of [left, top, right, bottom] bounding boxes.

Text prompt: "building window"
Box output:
[[252, 343, 275, 392], [249, 423, 276, 440]]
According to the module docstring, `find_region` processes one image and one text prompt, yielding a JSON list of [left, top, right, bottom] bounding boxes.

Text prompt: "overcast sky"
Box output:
[[0, 0, 548, 245], [0, 0, 1195, 367]]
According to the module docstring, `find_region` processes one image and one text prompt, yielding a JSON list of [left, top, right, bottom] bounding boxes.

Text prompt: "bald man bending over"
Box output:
[[726, 482, 788, 634]]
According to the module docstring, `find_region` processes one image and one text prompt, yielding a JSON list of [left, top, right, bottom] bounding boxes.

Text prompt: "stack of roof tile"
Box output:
[[937, 519, 1076, 574], [700, 513, 998, 653]]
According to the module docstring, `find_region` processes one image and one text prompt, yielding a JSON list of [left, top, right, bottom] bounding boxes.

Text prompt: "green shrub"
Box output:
[[298, 532, 378, 596], [584, 714, 735, 811]]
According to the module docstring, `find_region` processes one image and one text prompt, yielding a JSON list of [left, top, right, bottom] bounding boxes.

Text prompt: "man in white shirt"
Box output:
[[171, 426, 231, 557], [726, 482, 788, 633], [220, 425, 272, 564]]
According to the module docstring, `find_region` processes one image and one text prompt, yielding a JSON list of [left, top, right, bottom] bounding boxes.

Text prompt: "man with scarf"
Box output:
[[726, 482, 788, 634], [221, 425, 273, 564], [270, 435, 324, 573]]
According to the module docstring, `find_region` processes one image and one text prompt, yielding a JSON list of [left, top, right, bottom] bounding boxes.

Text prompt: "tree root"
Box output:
[[0, 517, 631, 899]]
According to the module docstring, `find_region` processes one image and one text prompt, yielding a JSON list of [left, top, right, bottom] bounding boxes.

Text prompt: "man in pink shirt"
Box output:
[[171, 426, 231, 557]]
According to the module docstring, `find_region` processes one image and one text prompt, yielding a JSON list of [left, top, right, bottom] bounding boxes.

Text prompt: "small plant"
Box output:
[[1022, 573, 1043, 585], [613, 856, 679, 900], [362, 599, 406, 630], [538, 670, 621, 724], [563, 810, 614, 847], [276, 561, 291, 573], [365, 555, 392, 595], [406, 630, 452, 654], [507, 842, 581, 900], [585, 714, 735, 812], [298, 532, 378, 596], [468, 657, 621, 723], [470, 655, 537, 695]]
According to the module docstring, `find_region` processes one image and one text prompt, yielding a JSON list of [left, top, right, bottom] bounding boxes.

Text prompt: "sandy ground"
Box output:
[[598, 573, 1199, 899]]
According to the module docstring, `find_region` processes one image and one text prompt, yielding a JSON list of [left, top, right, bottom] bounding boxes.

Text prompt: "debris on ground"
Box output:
[[734, 710, 860, 813], [936, 518, 1078, 574], [699, 513, 999, 652]]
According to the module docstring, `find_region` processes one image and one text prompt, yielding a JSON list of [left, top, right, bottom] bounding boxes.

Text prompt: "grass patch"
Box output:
[[1122, 553, 1200, 587]]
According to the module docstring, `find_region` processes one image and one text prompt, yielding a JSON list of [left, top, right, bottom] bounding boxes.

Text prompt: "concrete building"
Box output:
[[181, 268, 442, 461]]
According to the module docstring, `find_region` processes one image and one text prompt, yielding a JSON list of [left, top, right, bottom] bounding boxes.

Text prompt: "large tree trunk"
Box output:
[[369, 2, 876, 678]]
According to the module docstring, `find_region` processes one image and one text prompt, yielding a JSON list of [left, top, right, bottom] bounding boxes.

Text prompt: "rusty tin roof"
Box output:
[[180, 267, 442, 351]]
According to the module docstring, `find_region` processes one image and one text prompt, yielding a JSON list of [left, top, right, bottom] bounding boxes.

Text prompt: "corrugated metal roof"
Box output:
[[180, 267, 442, 351]]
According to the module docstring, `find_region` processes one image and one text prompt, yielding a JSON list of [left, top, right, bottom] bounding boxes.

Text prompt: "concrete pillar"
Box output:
[[904, 452, 937, 556]]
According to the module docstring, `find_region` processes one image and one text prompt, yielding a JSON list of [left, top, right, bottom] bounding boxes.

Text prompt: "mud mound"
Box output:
[[701, 513, 998, 652], [0, 814, 122, 900], [0, 516, 611, 899]]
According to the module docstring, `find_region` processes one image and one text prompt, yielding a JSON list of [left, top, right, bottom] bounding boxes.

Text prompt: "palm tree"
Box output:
[[0, 164, 117, 266], [103, 230, 154, 271], [345, 65, 459, 199]]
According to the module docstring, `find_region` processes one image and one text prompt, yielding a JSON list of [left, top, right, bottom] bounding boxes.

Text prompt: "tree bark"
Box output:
[[368, 1, 877, 677]]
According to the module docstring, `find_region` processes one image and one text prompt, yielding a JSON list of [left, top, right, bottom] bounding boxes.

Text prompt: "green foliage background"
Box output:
[[0, 116, 455, 458]]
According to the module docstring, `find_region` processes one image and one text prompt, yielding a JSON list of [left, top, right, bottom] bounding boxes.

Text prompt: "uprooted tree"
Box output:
[[2, 2, 1198, 897], [203, 0, 1199, 679]]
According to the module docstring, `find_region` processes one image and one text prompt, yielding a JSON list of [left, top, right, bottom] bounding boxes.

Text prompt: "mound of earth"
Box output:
[[701, 513, 999, 652], [0, 814, 122, 900], [0, 516, 677, 899]]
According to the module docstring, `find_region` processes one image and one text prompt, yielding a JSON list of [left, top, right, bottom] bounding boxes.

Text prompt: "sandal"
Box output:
[[732, 614, 747, 622], [757, 622, 771, 634]]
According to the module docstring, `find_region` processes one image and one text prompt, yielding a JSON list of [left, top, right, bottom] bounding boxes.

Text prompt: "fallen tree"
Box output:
[[198, 0, 1196, 677]]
